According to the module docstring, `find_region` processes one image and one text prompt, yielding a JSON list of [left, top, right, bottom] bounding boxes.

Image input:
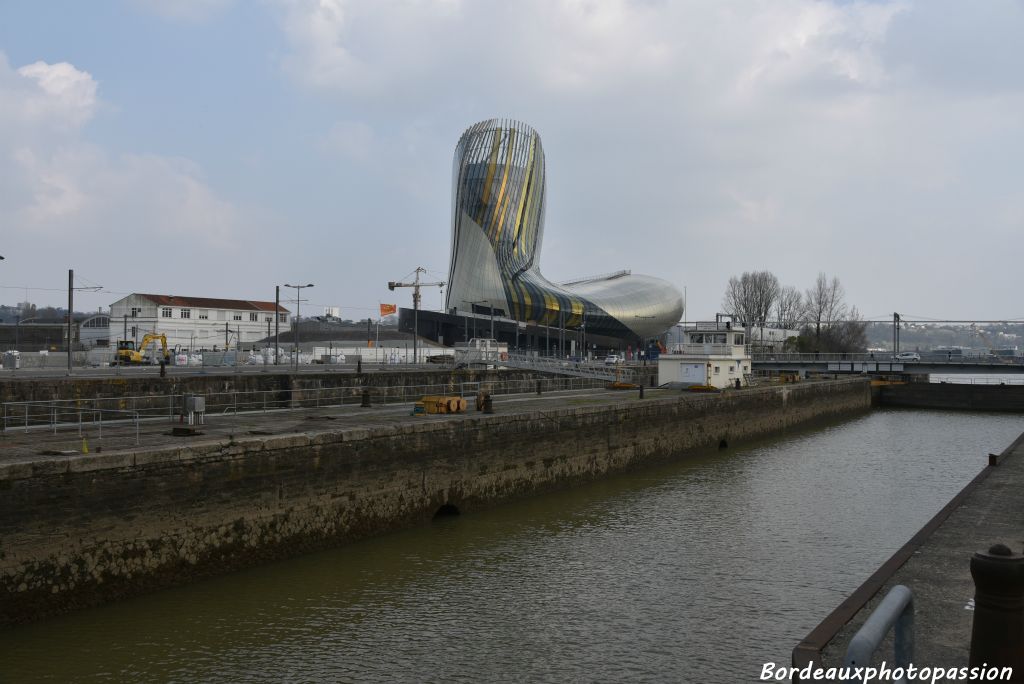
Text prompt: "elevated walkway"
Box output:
[[461, 351, 634, 382]]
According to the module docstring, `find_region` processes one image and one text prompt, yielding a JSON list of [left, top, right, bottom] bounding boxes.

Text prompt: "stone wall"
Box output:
[[0, 378, 870, 626], [874, 382, 1024, 412]]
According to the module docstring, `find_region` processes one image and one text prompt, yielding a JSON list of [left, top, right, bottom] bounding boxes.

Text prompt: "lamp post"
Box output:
[[284, 283, 313, 371]]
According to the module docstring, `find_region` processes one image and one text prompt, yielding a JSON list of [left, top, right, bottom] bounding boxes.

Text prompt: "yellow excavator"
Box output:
[[113, 333, 171, 365]]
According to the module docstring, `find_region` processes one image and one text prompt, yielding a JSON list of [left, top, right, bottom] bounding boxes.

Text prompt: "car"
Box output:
[[894, 351, 921, 361], [604, 354, 623, 365]]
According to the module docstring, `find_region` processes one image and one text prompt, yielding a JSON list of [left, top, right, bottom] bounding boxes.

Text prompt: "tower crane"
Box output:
[[388, 266, 445, 364]]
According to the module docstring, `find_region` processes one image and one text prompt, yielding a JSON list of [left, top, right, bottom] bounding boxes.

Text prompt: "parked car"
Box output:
[[894, 351, 921, 361], [604, 354, 623, 365]]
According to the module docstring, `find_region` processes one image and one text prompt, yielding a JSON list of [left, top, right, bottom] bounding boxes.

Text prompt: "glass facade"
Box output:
[[445, 119, 683, 339]]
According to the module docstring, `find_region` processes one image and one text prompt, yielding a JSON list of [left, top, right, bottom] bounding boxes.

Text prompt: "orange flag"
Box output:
[[379, 303, 397, 317]]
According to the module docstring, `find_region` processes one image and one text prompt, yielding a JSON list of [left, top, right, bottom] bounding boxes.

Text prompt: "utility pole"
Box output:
[[388, 267, 444, 364], [893, 312, 900, 355], [274, 285, 280, 365], [283, 283, 313, 370], [67, 269, 73, 376]]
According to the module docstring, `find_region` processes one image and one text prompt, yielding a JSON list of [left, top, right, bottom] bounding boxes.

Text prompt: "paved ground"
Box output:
[[813, 431, 1024, 670], [0, 386, 669, 464]]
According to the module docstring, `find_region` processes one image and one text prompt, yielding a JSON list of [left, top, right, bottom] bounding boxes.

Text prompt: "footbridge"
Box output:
[[460, 351, 635, 382], [753, 353, 1024, 376]]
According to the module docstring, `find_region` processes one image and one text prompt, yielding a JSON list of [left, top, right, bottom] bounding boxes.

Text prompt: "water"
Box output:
[[2, 409, 1022, 683]]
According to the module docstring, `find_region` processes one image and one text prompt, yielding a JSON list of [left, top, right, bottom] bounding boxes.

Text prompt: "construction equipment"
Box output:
[[114, 333, 170, 365], [388, 266, 444, 364]]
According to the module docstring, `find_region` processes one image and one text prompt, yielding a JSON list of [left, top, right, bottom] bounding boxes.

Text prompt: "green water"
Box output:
[[1, 409, 1021, 683]]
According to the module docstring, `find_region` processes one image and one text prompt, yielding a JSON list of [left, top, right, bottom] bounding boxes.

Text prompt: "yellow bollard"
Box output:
[[82, 437, 89, 454]]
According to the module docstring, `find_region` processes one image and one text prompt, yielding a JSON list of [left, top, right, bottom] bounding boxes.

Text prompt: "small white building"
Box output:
[[658, 321, 752, 389], [108, 294, 289, 351]]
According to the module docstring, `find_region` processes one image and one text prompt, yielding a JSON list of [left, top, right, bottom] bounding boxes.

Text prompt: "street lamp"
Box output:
[[283, 283, 313, 370]]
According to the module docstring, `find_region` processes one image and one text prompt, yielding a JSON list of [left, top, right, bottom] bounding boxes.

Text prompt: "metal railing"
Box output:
[[754, 353, 1024, 365], [499, 352, 633, 381], [2, 403, 143, 444], [844, 585, 914, 683], [0, 376, 612, 439]]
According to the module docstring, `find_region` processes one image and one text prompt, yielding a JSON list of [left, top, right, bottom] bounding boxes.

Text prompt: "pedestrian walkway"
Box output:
[[0, 386, 666, 466]]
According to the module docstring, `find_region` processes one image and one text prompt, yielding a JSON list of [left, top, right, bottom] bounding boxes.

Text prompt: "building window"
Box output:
[[735, 334, 745, 345], [180, 309, 191, 319], [714, 366, 720, 374], [130, 307, 142, 318], [249, 312, 258, 322], [198, 311, 208, 320], [161, 307, 172, 318], [279, 313, 288, 323], [233, 314, 242, 321]]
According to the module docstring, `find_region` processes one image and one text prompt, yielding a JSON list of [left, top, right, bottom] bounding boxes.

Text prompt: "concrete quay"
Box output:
[[793, 430, 1024, 677]]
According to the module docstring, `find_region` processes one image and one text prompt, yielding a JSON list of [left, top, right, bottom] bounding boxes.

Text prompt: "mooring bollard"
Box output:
[[357, 357, 362, 374], [969, 543, 1024, 673], [536, 380, 542, 396], [361, 388, 371, 408], [483, 393, 494, 414], [639, 384, 644, 399]]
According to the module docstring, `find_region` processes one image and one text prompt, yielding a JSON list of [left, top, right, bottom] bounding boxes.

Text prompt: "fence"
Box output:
[[0, 376, 610, 440]]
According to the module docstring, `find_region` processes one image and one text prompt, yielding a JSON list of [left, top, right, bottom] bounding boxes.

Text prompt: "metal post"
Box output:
[[67, 269, 73, 376], [275, 285, 280, 365], [969, 544, 1024, 672]]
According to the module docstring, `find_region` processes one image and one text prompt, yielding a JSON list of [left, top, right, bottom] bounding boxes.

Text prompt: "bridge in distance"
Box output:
[[752, 353, 1024, 376]]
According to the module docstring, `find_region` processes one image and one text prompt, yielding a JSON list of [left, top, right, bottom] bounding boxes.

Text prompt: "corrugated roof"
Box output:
[[135, 294, 289, 313]]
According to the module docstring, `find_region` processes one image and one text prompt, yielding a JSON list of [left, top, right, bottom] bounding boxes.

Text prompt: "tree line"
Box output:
[[721, 271, 867, 353]]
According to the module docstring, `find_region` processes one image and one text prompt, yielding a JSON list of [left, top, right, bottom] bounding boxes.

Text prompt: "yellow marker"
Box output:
[[82, 437, 89, 454]]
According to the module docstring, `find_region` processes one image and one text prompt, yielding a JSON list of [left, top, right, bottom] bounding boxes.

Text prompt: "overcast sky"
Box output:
[[1, 0, 1021, 323]]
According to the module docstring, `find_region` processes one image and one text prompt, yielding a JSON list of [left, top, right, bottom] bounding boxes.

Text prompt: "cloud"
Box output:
[[268, 0, 1024, 320], [0, 54, 244, 249]]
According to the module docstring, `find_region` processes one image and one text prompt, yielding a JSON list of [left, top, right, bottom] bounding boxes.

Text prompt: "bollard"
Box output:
[[639, 384, 644, 399], [357, 357, 362, 374], [476, 391, 485, 411], [361, 388, 371, 408], [483, 393, 494, 414], [159, 361, 166, 378], [537, 379, 542, 396], [650, 375, 654, 387], [969, 543, 1024, 674]]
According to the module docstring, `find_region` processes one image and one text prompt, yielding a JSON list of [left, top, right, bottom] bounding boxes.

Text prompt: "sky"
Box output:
[[0, 0, 1022, 323]]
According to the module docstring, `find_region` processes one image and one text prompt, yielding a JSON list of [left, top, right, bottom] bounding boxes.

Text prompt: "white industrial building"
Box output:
[[108, 294, 289, 351], [658, 321, 753, 389]]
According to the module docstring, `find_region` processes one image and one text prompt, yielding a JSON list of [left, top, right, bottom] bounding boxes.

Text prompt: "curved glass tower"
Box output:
[[445, 119, 683, 340]]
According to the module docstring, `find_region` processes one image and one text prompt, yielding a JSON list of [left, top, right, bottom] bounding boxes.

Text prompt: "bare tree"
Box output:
[[804, 272, 847, 340], [722, 271, 780, 329], [774, 286, 804, 329]]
